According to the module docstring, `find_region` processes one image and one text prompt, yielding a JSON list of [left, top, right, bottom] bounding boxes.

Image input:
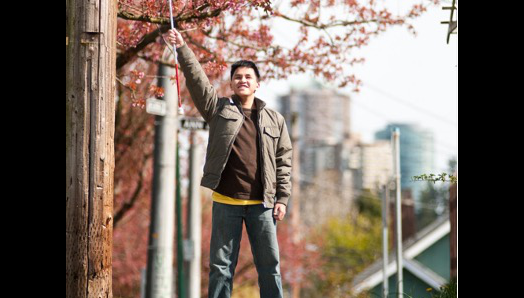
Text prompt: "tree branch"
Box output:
[[113, 152, 153, 228], [204, 33, 269, 52], [185, 33, 220, 61], [118, 11, 171, 25], [201, 30, 288, 58], [116, 6, 225, 70], [117, 3, 212, 25], [274, 11, 379, 29], [117, 25, 169, 70]]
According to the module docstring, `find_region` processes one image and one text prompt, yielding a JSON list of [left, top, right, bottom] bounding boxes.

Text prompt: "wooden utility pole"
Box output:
[[66, 0, 117, 297]]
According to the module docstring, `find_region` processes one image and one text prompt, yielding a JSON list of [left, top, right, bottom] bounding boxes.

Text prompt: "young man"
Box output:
[[168, 29, 292, 298]]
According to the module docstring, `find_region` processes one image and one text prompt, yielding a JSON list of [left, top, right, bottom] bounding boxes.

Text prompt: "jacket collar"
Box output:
[[231, 94, 267, 114]]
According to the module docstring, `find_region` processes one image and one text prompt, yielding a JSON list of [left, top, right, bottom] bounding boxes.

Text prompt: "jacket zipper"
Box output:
[[258, 112, 267, 205]]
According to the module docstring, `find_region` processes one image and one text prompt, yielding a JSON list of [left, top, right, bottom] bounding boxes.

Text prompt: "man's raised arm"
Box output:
[[169, 29, 219, 123]]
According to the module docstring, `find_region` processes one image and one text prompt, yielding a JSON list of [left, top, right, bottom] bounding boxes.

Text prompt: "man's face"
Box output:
[[231, 67, 260, 98]]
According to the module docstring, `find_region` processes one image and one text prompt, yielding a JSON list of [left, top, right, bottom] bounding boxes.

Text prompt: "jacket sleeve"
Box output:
[[275, 118, 293, 206], [176, 44, 219, 123]]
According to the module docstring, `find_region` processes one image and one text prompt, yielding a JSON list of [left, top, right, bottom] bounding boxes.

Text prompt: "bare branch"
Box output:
[[204, 33, 269, 52], [274, 11, 379, 29]]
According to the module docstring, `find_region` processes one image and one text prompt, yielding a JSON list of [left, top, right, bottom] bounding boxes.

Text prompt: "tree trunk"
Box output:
[[66, 0, 117, 297]]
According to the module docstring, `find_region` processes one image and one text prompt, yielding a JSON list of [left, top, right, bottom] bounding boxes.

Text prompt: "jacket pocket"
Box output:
[[263, 126, 280, 139], [262, 126, 280, 172], [217, 108, 242, 135], [263, 126, 280, 149]]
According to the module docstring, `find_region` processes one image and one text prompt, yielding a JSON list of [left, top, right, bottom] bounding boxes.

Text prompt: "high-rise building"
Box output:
[[279, 82, 356, 227], [349, 140, 393, 193], [375, 123, 435, 204], [280, 82, 353, 182]]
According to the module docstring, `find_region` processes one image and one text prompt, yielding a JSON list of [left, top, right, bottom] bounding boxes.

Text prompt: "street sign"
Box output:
[[180, 117, 209, 131], [146, 98, 167, 116]]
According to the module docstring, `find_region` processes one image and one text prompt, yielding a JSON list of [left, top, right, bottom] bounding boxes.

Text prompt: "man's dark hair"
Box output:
[[231, 60, 261, 82]]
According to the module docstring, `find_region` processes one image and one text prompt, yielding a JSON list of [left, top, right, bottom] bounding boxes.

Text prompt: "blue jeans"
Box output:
[[208, 202, 284, 298]]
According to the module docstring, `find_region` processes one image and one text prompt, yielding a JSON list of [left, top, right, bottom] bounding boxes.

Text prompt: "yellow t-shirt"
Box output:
[[212, 191, 264, 206]]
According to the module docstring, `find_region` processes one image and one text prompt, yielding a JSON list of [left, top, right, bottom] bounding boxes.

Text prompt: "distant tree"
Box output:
[[356, 189, 382, 220], [303, 191, 382, 297]]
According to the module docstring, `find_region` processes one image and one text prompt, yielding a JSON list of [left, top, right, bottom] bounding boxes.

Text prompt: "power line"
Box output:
[[363, 83, 458, 128]]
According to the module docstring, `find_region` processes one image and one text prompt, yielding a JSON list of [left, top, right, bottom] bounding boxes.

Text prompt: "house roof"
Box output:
[[352, 216, 450, 294]]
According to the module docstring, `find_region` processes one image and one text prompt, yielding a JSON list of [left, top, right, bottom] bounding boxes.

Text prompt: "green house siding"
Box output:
[[414, 234, 450, 281], [361, 229, 451, 298], [369, 270, 435, 298]]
